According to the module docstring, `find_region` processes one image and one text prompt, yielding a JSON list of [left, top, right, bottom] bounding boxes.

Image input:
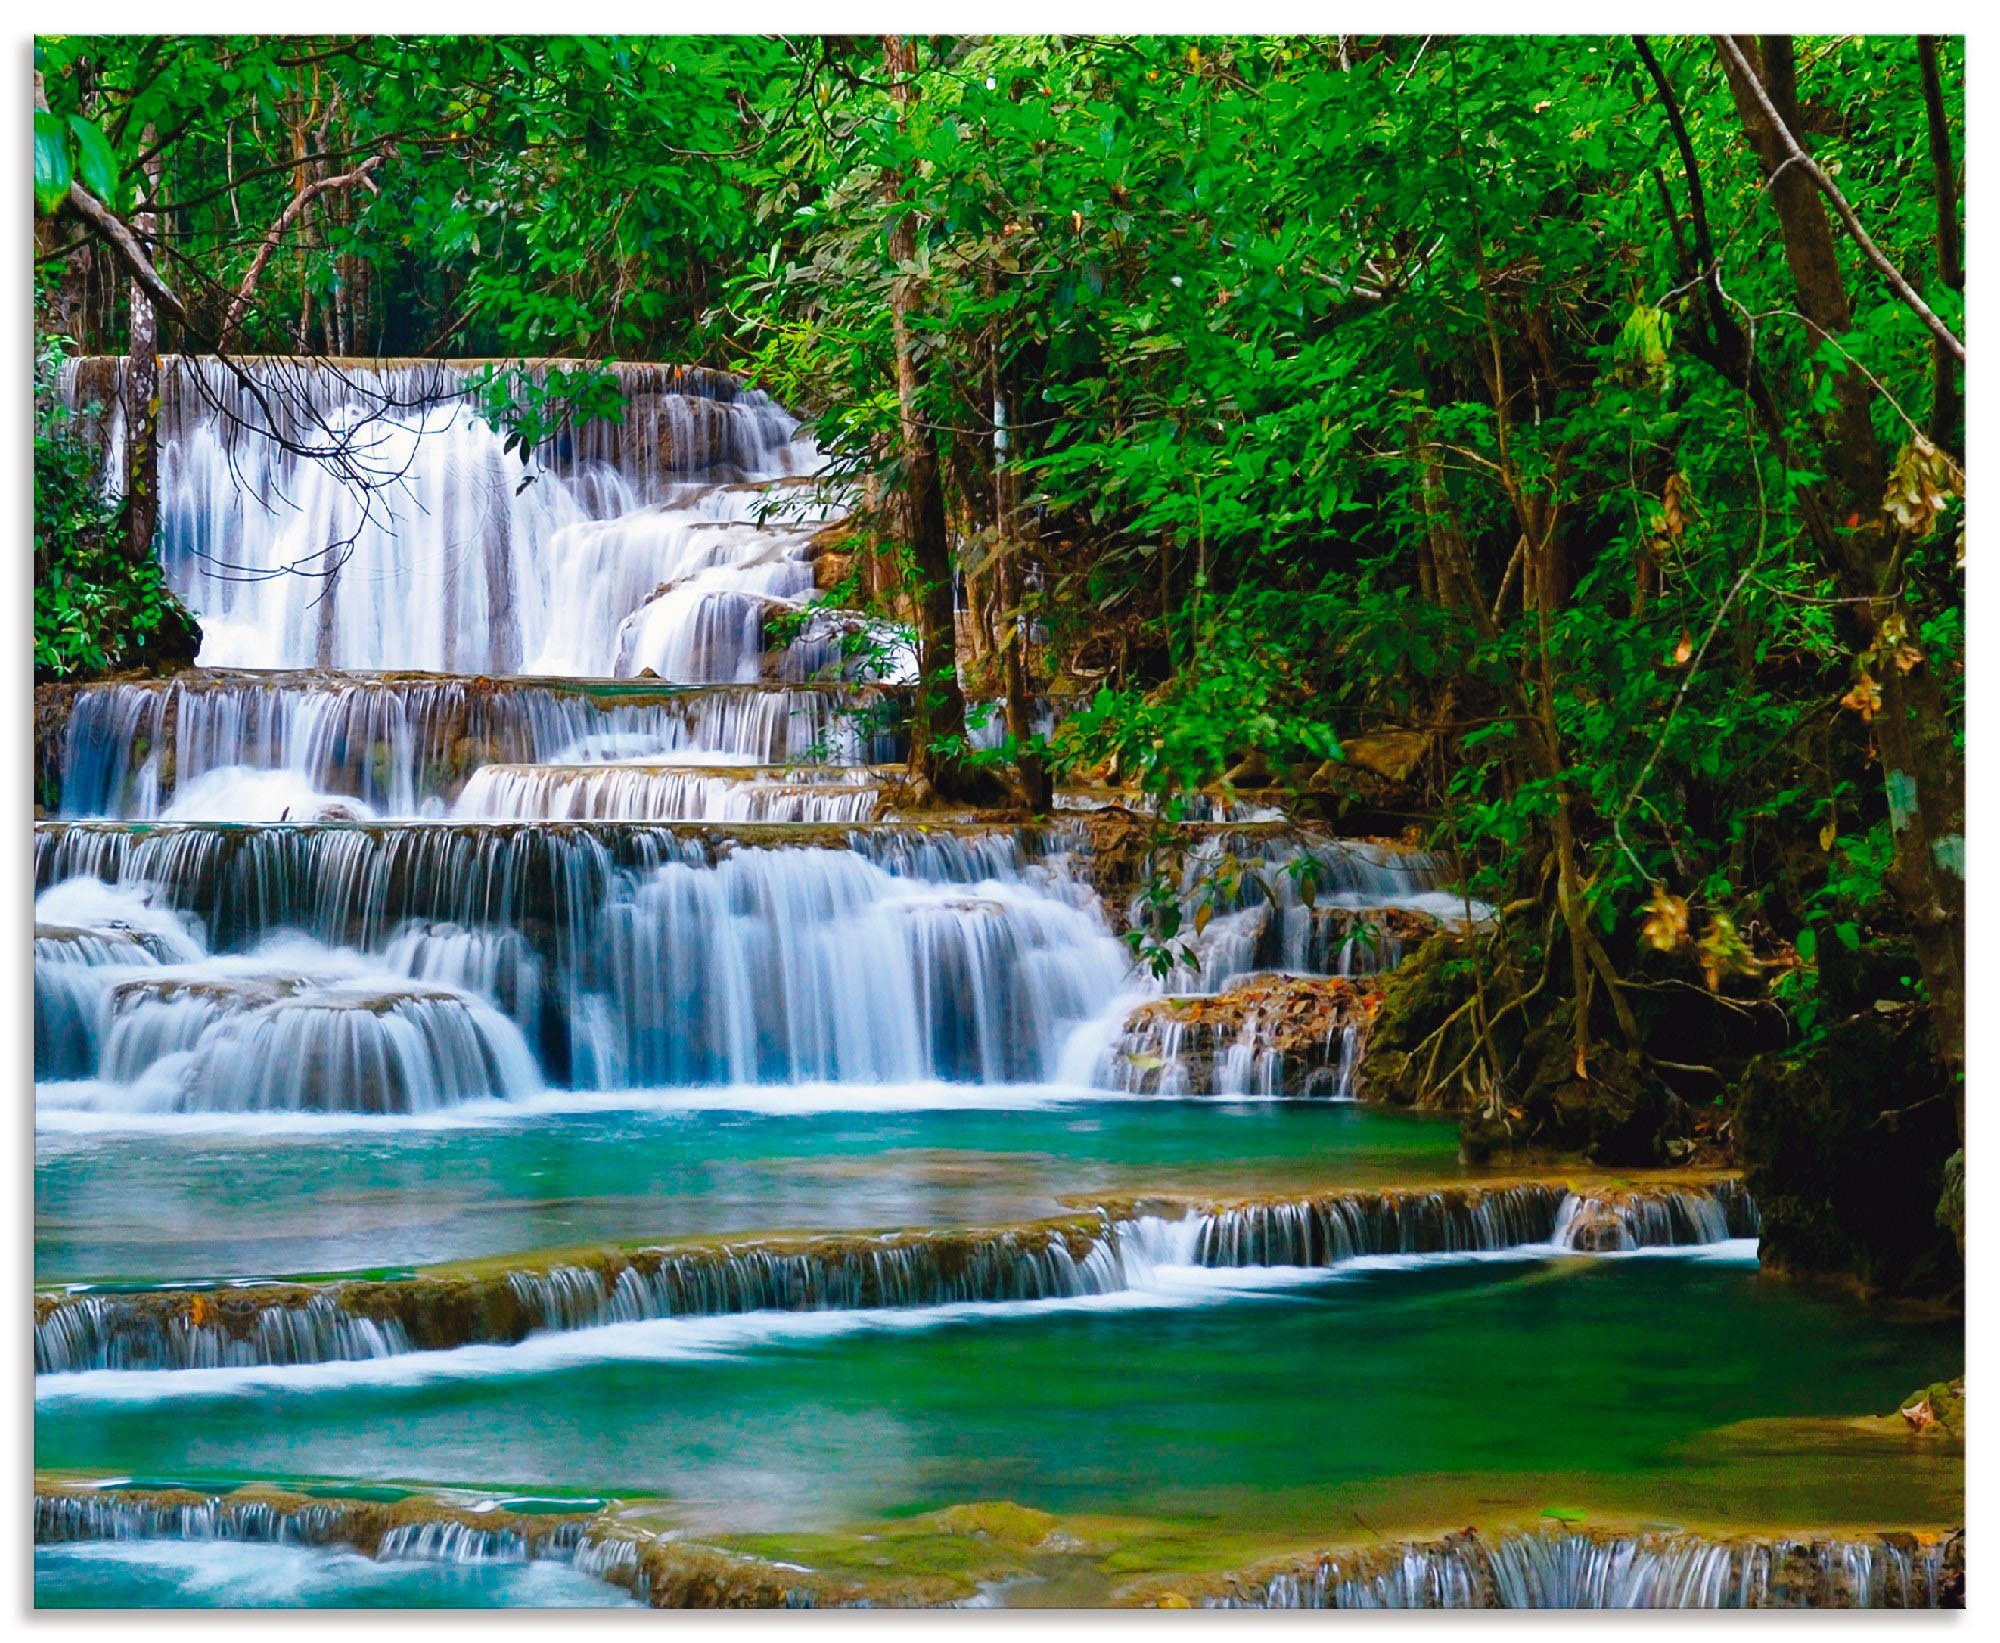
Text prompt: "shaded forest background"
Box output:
[[34, 34, 1965, 1297]]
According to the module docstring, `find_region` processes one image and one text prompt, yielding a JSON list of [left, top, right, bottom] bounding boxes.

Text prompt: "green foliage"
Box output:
[[32, 335, 191, 680]]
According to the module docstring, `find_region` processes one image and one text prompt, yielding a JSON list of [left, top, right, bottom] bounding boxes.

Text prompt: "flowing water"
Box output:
[[34, 357, 1960, 1607]]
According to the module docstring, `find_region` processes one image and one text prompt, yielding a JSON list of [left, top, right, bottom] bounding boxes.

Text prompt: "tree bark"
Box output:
[[991, 340, 1051, 812], [1917, 36, 1964, 450], [880, 34, 981, 799], [123, 131, 163, 569], [1716, 34, 1965, 1101]]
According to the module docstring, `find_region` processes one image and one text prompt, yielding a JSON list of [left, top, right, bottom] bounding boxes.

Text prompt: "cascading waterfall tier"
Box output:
[[34, 1178, 1757, 1372], [35, 822, 1123, 1094], [35, 1483, 592, 1567], [1136, 831, 1483, 995], [61, 357, 891, 678], [1182, 1178, 1760, 1267], [40, 671, 908, 819], [1197, 1527, 1955, 1609]]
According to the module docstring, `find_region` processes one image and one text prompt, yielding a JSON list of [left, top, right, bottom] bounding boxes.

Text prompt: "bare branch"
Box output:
[[215, 155, 386, 352]]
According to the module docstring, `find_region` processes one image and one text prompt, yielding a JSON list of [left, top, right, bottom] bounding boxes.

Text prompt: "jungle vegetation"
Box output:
[[34, 34, 1966, 1293]]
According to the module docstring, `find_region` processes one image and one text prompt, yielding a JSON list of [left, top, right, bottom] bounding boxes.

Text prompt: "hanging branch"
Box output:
[[34, 69, 188, 328]]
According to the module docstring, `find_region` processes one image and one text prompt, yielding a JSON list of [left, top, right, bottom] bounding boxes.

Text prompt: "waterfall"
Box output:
[[61, 357, 879, 679], [1149, 834, 1483, 994], [1097, 974, 1369, 1099], [1207, 1528, 1952, 1609], [35, 1487, 589, 1567], [48, 674, 907, 819], [34, 1180, 1756, 1372], [580, 846, 1127, 1087], [35, 824, 1126, 1097], [451, 763, 885, 823], [1550, 1179, 1762, 1250]]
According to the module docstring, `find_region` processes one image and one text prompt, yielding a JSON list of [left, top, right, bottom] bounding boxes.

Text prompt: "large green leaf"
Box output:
[[33, 110, 72, 215], [66, 114, 122, 210]]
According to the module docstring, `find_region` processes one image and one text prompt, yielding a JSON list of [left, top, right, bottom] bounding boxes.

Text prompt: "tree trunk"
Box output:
[[123, 131, 163, 568], [1717, 34, 1965, 1102], [1917, 35, 1964, 451], [880, 34, 980, 800], [992, 369, 1051, 813]]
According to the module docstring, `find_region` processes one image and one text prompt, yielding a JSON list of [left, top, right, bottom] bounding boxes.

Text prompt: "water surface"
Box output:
[[36, 1098, 1461, 1282], [37, 1253, 1961, 1542]]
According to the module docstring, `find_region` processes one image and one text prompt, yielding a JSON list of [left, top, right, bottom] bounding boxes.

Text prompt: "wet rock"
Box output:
[[1108, 974, 1376, 1098], [1339, 729, 1432, 783], [1355, 930, 1481, 1106]]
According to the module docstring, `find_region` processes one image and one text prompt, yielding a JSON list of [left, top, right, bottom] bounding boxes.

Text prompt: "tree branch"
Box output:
[[1714, 34, 1964, 363], [35, 69, 188, 327], [215, 155, 385, 353]]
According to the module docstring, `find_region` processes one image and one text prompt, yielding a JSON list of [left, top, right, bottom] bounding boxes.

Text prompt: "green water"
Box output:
[[36, 1100, 1461, 1282], [34, 1541, 638, 1608], [36, 1254, 1960, 1543]]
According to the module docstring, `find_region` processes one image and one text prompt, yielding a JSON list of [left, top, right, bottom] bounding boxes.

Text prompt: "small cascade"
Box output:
[[36, 1290, 412, 1374], [1192, 1184, 1567, 1265], [35, 1486, 591, 1568], [47, 672, 907, 819], [39, 930, 543, 1116], [1153, 834, 1481, 994], [33, 881, 205, 1080], [1207, 1528, 1952, 1609], [452, 763, 885, 823], [1098, 975, 1369, 1099], [1189, 1179, 1754, 1267], [34, 1181, 1755, 1373], [584, 846, 1127, 1086], [1551, 1179, 1762, 1250], [506, 1221, 1139, 1332], [36, 1492, 356, 1548], [376, 1521, 585, 1565]]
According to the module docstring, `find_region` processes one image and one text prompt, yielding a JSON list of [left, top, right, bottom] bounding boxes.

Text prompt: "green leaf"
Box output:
[[34, 110, 72, 215], [1795, 927, 1817, 964], [67, 114, 121, 209]]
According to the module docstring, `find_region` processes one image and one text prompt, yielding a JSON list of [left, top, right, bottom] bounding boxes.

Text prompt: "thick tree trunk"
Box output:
[[123, 133, 163, 568], [1718, 35, 1965, 1100], [1917, 36, 1964, 451], [880, 34, 979, 799]]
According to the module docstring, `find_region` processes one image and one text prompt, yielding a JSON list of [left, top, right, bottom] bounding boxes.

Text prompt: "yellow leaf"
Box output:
[[1819, 820, 1837, 852], [1639, 884, 1689, 953], [1193, 902, 1213, 935]]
